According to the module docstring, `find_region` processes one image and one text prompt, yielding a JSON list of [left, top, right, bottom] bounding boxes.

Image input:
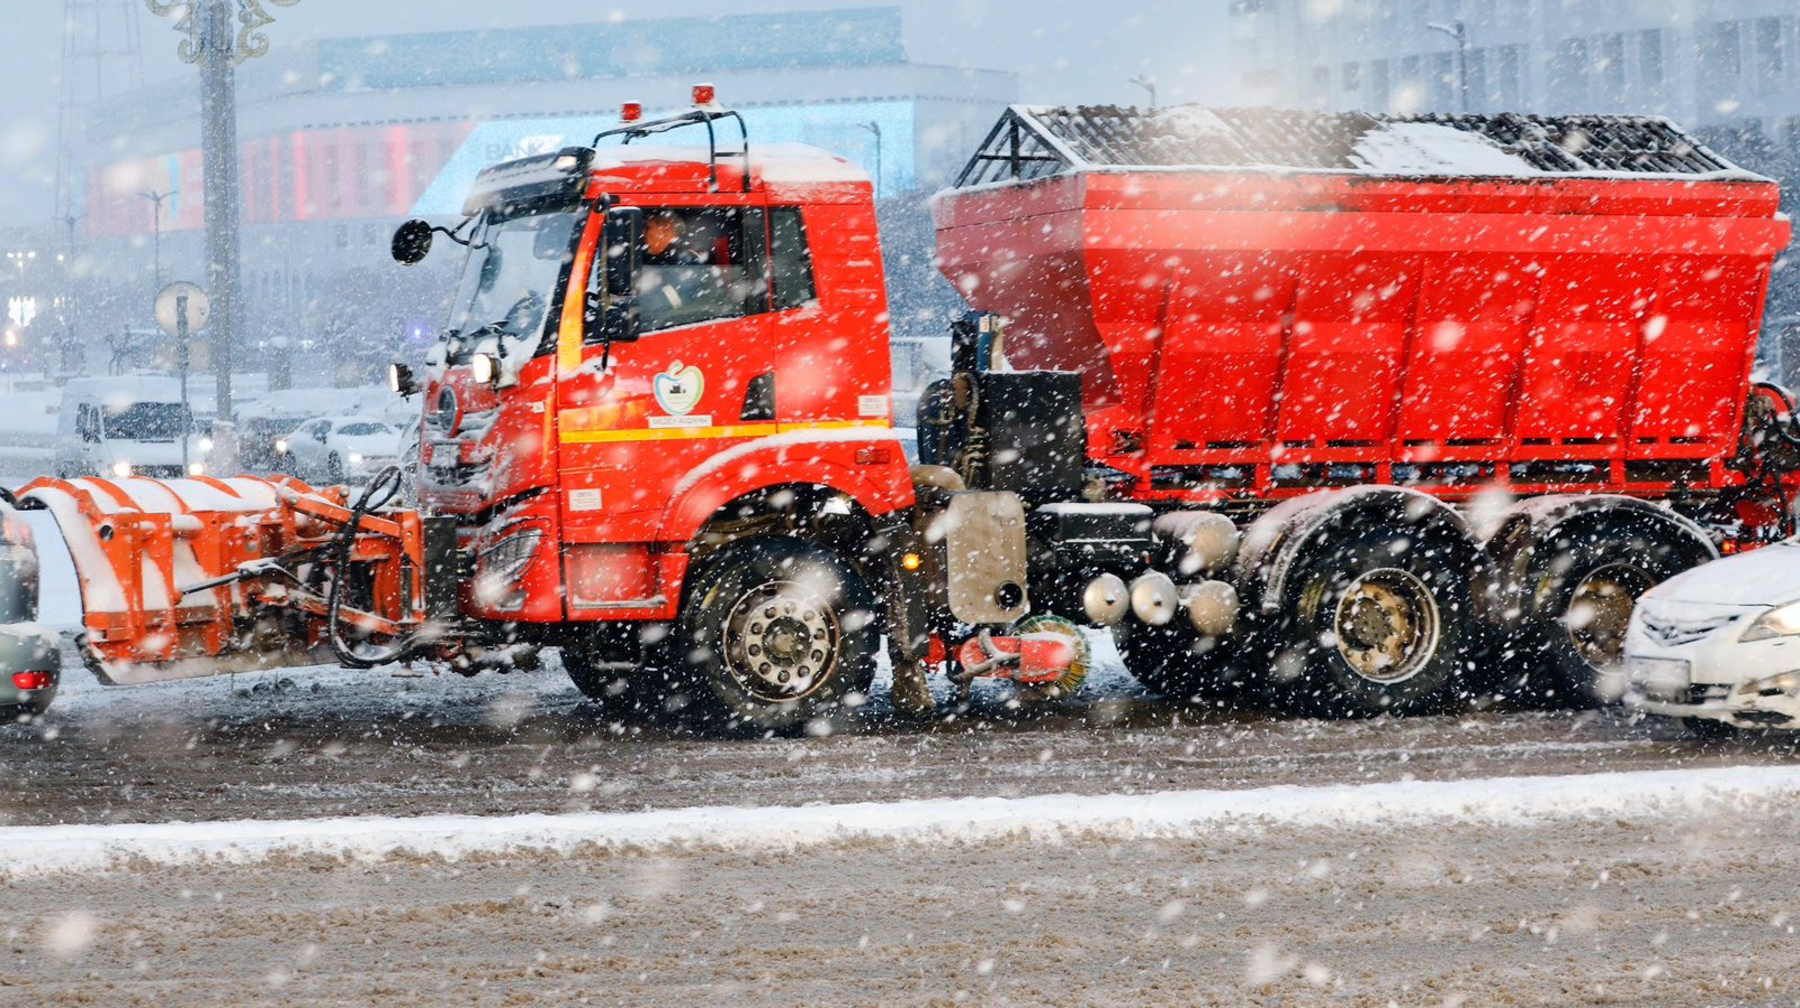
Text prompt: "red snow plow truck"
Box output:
[[4, 94, 1796, 730]]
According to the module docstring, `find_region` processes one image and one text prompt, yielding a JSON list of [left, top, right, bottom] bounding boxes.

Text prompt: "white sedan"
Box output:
[[1624, 539, 1800, 734], [277, 416, 403, 484]]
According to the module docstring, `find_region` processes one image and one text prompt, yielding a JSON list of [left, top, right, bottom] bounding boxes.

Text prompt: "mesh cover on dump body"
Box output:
[[934, 105, 1792, 495]]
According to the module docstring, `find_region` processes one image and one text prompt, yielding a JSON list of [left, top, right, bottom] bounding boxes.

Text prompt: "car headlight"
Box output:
[[471, 352, 498, 385], [349, 453, 364, 466], [198, 437, 215, 453], [275, 438, 289, 454], [110, 461, 131, 478], [1747, 671, 1800, 697], [188, 462, 206, 476], [1743, 601, 1800, 642]]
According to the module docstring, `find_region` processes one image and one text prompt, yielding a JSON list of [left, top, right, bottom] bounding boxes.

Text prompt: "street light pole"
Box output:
[[1426, 20, 1472, 114], [145, 0, 299, 456], [140, 188, 176, 288], [859, 121, 882, 200], [1130, 74, 1158, 110], [56, 213, 80, 376]]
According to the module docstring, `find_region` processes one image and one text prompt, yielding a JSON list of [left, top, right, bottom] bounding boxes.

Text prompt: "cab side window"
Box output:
[[769, 208, 816, 310], [632, 208, 765, 333]]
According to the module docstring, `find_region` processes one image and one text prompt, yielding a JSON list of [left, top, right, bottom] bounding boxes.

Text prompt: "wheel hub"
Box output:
[[1333, 568, 1441, 684], [727, 582, 837, 702]]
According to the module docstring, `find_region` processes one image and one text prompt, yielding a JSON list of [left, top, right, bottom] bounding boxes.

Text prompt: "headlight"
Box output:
[[110, 462, 131, 478], [1743, 601, 1800, 641], [471, 352, 498, 385], [479, 529, 544, 580], [474, 528, 544, 611], [188, 462, 206, 476], [1747, 671, 1800, 697], [275, 438, 289, 454], [198, 437, 215, 453], [348, 453, 364, 466]]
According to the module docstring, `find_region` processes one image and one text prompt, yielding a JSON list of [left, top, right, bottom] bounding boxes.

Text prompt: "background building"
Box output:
[[57, 6, 1015, 380], [1231, 0, 1800, 375], [1231, 0, 1800, 134]]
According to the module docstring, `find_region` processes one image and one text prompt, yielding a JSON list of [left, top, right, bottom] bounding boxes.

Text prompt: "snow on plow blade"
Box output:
[[16, 475, 447, 684]]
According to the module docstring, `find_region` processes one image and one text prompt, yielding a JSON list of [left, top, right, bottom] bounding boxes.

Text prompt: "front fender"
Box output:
[[657, 430, 915, 546]]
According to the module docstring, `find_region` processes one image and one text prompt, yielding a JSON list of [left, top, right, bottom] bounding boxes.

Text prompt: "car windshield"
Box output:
[[103, 402, 190, 441], [337, 422, 391, 437], [444, 207, 582, 364]]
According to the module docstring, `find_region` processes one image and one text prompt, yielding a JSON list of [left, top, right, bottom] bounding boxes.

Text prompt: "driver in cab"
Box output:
[[636, 210, 733, 330]]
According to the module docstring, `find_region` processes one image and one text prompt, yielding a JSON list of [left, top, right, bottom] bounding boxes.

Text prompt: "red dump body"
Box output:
[[935, 108, 1793, 503]]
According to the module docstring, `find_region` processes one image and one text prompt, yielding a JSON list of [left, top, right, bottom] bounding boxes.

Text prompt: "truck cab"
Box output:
[[395, 94, 920, 728]]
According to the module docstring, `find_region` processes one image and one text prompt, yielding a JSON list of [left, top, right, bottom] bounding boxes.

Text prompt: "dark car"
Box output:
[[0, 497, 58, 721]]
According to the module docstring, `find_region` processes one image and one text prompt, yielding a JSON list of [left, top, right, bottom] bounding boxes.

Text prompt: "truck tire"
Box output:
[[1264, 523, 1475, 718], [1508, 512, 1713, 708], [1120, 623, 1243, 704], [675, 536, 878, 735]]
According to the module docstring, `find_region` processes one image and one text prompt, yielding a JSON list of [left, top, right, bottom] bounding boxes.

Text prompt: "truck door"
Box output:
[[555, 198, 780, 612]]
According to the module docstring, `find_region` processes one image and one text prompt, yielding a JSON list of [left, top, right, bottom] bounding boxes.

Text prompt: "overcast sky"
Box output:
[[0, 0, 1233, 228]]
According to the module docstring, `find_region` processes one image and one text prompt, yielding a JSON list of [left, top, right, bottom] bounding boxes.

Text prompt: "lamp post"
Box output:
[[140, 188, 176, 288], [144, 0, 299, 454], [859, 121, 882, 200], [1426, 19, 1472, 113], [56, 212, 82, 375], [1130, 74, 1158, 110]]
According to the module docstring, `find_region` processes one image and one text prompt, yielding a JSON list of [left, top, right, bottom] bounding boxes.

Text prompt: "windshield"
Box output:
[[103, 402, 191, 441], [444, 207, 582, 364], [338, 422, 392, 437]]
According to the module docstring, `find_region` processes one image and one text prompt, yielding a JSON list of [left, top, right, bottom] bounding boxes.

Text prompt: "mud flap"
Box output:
[[878, 514, 936, 719]]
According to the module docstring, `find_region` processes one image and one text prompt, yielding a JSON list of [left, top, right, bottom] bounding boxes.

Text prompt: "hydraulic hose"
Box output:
[[1753, 382, 1800, 447], [325, 465, 416, 670]]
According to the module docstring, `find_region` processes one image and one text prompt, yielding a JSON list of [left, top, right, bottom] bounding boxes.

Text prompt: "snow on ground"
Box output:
[[5, 764, 1796, 877]]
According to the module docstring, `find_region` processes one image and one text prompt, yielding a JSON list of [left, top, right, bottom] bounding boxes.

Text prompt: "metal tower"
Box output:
[[56, 0, 146, 224]]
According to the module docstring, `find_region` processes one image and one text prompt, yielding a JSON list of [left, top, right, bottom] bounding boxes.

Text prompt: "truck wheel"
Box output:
[[1120, 623, 1242, 704], [676, 536, 878, 735], [1266, 526, 1474, 718], [1513, 516, 1712, 707]]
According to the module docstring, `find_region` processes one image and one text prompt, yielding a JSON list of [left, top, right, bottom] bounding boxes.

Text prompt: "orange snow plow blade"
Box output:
[[18, 475, 452, 684]]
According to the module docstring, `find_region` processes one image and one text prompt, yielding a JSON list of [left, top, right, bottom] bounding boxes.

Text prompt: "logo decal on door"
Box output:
[[653, 362, 705, 417]]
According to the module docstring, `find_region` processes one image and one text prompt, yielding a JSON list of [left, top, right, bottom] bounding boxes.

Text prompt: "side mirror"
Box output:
[[392, 219, 434, 266], [388, 362, 418, 397], [602, 207, 642, 298]]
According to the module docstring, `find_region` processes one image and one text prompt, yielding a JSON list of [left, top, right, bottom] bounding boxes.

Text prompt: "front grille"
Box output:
[[1639, 609, 1741, 647], [1687, 684, 1731, 705]]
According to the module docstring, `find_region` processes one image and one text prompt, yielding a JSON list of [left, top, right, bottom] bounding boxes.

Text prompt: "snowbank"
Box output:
[[4, 764, 1797, 877]]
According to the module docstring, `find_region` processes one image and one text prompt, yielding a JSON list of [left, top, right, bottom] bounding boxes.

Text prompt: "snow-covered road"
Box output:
[[6, 765, 1797, 1007]]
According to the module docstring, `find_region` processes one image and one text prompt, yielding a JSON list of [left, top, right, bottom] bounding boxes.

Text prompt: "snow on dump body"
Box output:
[[953, 103, 1758, 184], [1349, 121, 1541, 176]]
